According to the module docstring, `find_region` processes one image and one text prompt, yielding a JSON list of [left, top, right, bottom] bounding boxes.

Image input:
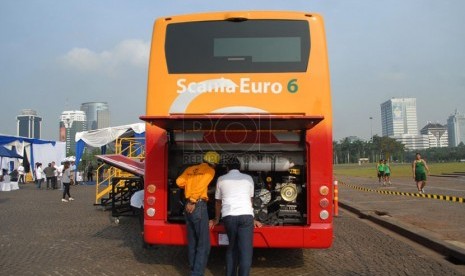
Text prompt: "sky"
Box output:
[[1, 0, 464, 141]]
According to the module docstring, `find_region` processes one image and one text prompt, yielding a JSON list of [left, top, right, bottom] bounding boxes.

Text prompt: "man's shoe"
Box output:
[[69, 197, 74, 201], [62, 199, 68, 202]]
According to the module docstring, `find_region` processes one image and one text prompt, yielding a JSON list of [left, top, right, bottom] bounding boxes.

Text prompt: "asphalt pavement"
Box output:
[[0, 180, 464, 275], [337, 174, 465, 264]]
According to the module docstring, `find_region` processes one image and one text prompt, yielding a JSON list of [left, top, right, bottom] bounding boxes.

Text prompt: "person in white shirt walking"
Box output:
[[61, 161, 74, 202], [210, 158, 262, 276]]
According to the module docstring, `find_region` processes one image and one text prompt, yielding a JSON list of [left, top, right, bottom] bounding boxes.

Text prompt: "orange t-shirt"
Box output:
[[176, 163, 215, 201]]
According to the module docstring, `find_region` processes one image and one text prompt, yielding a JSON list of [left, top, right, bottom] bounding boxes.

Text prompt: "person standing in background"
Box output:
[[376, 160, 385, 184], [43, 163, 56, 190], [51, 161, 58, 189], [87, 162, 94, 183], [61, 161, 74, 202], [412, 153, 430, 194], [130, 190, 145, 235], [383, 160, 392, 185], [17, 162, 25, 184], [35, 163, 44, 189]]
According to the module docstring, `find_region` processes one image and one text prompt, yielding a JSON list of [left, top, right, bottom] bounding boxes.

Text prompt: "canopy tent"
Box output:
[[0, 134, 66, 175], [0, 145, 23, 174], [0, 146, 23, 158], [74, 123, 145, 169]]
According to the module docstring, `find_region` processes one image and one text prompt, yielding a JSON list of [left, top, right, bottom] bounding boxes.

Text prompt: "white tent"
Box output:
[[0, 134, 66, 175], [74, 123, 145, 168]]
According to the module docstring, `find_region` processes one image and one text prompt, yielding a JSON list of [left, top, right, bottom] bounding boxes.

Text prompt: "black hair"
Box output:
[[228, 157, 241, 171]]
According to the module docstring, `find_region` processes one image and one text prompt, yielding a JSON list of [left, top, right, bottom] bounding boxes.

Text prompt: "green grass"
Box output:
[[333, 162, 465, 178]]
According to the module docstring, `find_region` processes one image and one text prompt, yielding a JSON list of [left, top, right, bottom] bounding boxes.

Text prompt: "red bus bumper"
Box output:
[[144, 220, 333, 248]]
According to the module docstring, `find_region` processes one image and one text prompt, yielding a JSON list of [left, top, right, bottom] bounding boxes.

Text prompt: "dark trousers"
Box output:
[[63, 182, 71, 199], [223, 215, 254, 276], [46, 177, 53, 189], [36, 178, 43, 189], [18, 175, 25, 184], [132, 206, 144, 233], [185, 201, 210, 276], [52, 176, 57, 189]]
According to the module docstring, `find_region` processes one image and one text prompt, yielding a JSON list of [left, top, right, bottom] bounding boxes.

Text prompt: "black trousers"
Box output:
[[62, 182, 71, 199], [46, 177, 53, 189], [52, 176, 57, 189]]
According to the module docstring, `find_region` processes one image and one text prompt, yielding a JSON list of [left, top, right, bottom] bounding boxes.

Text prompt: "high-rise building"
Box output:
[[17, 109, 42, 139], [381, 98, 418, 136], [420, 122, 448, 148], [60, 111, 87, 155], [447, 110, 465, 147], [80, 102, 110, 130], [380, 98, 427, 150]]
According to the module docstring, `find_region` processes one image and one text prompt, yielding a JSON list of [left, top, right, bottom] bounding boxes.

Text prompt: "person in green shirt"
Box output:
[[377, 160, 385, 183], [383, 160, 391, 185], [412, 153, 430, 194]]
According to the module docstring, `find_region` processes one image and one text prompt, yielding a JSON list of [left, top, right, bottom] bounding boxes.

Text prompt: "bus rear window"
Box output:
[[165, 20, 310, 73]]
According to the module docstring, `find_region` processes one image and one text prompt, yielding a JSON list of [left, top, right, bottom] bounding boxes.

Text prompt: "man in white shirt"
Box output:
[[17, 163, 25, 184], [210, 158, 262, 276], [35, 163, 44, 189]]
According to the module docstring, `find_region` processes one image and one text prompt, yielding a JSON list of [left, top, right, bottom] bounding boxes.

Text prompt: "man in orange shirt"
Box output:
[[176, 151, 220, 276]]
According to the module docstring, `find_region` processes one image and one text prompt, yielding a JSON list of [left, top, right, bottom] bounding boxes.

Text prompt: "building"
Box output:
[[380, 98, 427, 150], [381, 98, 418, 136], [80, 102, 110, 131], [391, 134, 429, 151], [60, 111, 87, 155], [420, 122, 448, 148], [16, 109, 42, 139], [447, 110, 465, 147]]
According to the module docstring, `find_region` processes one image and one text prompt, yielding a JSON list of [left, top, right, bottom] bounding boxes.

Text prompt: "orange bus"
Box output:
[[140, 11, 333, 248]]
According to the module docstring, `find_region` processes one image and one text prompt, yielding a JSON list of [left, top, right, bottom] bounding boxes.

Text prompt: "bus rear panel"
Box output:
[[141, 11, 333, 248]]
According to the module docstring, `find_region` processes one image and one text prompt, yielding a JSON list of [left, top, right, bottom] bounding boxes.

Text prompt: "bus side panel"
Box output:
[[143, 124, 169, 245], [305, 13, 333, 246]]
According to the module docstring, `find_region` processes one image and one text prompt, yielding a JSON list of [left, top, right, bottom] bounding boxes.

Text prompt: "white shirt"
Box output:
[[56, 165, 63, 177], [36, 167, 43, 180], [17, 165, 25, 175], [215, 169, 254, 217], [130, 190, 144, 208], [53, 165, 58, 176]]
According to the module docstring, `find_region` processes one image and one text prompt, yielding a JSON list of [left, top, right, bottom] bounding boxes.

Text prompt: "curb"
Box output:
[[340, 182, 465, 203], [339, 200, 465, 264]]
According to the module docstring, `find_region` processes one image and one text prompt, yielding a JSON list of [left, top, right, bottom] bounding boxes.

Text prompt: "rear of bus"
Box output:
[[141, 11, 333, 248]]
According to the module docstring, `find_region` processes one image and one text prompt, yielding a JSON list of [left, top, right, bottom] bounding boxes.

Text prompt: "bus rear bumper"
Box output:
[[144, 221, 333, 248]]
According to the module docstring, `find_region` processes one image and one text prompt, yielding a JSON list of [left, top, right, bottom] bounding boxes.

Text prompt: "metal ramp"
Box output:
[[94, 137, 145, 219]]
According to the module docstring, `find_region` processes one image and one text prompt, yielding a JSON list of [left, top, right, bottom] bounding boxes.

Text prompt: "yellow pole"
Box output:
[[333, 180, 339, 217]]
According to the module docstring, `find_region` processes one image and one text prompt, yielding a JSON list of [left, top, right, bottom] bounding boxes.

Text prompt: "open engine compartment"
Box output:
[[166, 135, 308, 226]]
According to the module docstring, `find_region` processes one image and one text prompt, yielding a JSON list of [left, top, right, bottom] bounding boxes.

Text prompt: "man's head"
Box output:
[[227, 157, 241, 171], [203, 151, 220, 166]]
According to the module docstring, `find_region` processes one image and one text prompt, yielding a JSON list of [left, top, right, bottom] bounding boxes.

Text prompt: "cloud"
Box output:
[[60, 39, 149, 75]]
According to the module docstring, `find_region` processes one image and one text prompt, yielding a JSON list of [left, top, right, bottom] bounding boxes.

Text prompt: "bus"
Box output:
[[140, 11, 333, 248]]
